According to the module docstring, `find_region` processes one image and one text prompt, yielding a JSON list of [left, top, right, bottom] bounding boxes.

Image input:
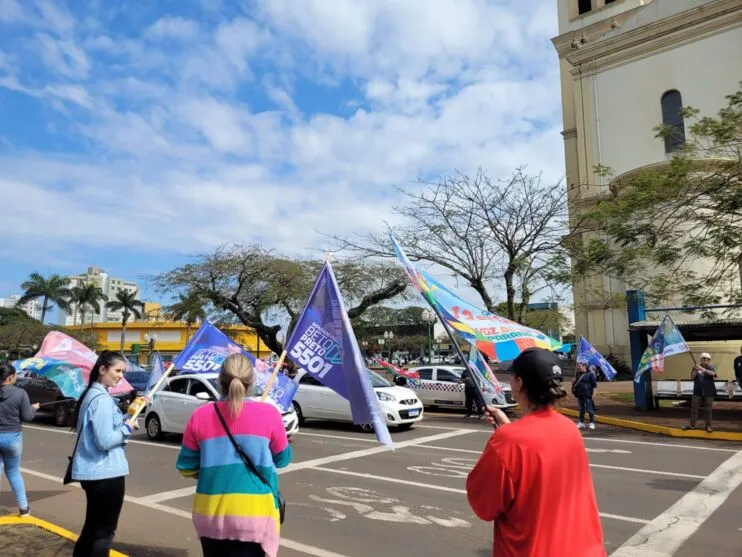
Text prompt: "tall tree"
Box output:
[[565, 84, 742, 307], [330, 167, 568, 322], [165, 291, 207, 341], [106, 289, 144, 353], [70, 282, 108, 329], [17, 273, 72, 323], [154, 244, 409, 355]]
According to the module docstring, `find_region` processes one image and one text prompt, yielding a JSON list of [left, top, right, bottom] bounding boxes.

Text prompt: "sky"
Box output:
[[0, 0, 565, 322]]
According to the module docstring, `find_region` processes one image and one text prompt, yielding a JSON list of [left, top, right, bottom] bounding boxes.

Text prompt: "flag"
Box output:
[[286, 261, 393, 448], [13, 357, 86, 399], [576, 336, 617, 381], [376, 358, 421, 388], [390, 235, 562, 362], [634, 315, 690, 383], [146, 352, 165, 393], [467, 345, 506, 404], [35, 331, 133, 395], [173, 321, 298, 412]]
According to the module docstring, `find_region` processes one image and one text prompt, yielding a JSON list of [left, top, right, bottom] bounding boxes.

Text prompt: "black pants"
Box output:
[[464, 386, 485, 416], [73, 476, 125, 557], [201, 537, 266, 557]]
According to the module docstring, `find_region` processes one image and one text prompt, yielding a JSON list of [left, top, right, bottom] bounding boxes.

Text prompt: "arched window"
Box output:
[[660, 90, 685, 153]]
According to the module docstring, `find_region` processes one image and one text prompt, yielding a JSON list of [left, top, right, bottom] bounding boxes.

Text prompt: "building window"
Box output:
[[660, 90, 685, 153], [578, 0, 592, 14]]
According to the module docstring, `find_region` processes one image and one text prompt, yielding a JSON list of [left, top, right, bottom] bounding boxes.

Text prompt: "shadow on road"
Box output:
[[113, 542, 190, 557]]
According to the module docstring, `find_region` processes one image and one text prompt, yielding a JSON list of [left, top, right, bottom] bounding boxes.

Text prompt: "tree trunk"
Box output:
[[470, 277, 496, 313], [40, 296, 49, 324], [504, 265, 517, 321], [186, 322, 192, 343], [120, 313, 128, 354], [80, 305, 86, 330]]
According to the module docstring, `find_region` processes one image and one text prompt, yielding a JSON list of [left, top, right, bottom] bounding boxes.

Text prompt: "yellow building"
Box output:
[[68, 321, 269, 366]]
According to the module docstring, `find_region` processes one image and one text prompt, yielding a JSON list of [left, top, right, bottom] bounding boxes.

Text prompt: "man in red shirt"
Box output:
[[466, 348, 606, 557]]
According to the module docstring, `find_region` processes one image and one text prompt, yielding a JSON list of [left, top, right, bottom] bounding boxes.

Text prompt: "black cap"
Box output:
[[499, 348, 563, 384]]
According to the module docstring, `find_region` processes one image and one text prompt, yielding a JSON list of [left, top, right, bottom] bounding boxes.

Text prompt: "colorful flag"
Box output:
[[173, 321, 298, 412], [35, 331, 133, 395], [286, 261, 393, 448], [576, 336, 617, 381], [146, 352, 165, 393], [376, 358, 421, 388], [467, 344, 506, 404], [390, 235, 563, 362], [635, 315, 690, 382], [13, 357, 86, 399]]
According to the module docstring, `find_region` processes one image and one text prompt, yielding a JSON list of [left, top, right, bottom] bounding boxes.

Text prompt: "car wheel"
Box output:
[[292, 402, 305, 426], [54, 401, 72, 427], [146, 413, 164, 441], [398, 423, 413, 431]]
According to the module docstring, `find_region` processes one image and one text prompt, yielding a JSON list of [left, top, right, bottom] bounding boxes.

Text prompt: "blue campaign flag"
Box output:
[[285, 261, 393, 448], [146, 352, 165, 393], [173, 321, 298, 413], [13, 357, 86, 399], [576, 336, 617, 381]]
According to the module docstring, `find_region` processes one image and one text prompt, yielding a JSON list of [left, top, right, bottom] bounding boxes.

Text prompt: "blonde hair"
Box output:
[[219, 353, 255, 418]]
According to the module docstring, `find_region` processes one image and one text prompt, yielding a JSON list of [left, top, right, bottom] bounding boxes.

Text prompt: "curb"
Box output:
[[557, 408, 742, 442], [0, 515, 128, 556]]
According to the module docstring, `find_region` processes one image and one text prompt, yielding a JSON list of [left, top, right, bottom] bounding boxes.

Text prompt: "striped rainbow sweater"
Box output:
[[176, 400, 292, 557]]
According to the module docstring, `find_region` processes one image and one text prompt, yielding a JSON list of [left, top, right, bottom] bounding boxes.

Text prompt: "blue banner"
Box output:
[[577, 337, 617, 381], [285, 261, 393, 447], [147, 352, 165, 393], [173, 321, 298, 413], [13, 357, 86, 399]]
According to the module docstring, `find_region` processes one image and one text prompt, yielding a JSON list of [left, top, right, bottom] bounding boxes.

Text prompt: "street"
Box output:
[[2, 414, 742, 557]]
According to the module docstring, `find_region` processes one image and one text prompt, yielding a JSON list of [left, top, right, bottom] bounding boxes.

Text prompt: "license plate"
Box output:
[[408, 409, 420, 417]]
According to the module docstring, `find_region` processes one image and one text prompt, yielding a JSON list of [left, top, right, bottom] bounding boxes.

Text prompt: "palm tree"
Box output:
[[106, 289, 144, 353], [70, 282, 108, 330], [17, 273, 72, 323], [166, 291, 206, 341]]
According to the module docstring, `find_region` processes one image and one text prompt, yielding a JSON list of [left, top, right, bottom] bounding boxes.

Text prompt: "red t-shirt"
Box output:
[[466, 407, 606, 557]]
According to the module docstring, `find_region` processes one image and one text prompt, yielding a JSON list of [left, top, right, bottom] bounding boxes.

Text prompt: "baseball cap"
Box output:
[[499, 348, 563, 384]]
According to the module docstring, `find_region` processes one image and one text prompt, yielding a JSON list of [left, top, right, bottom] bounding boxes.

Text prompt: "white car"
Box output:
[[407, 365, 518, 411], [292, 369, 424, 431], [144, 372, 299, 440]]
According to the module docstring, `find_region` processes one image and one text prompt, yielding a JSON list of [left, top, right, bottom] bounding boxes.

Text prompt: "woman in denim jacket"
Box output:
[[70, 351, 138, 557]]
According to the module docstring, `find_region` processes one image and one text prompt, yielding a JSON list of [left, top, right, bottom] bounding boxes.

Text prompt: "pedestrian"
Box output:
[[734, 345, 742, 391], [176, 353, 292, 557], [70, 350, 138, 557], [0, 363, 40, 517], [461, 366, 486, 420], [683, 352, 717, 433], [466, 348, 605, 557], [572, 363, 597, 430]]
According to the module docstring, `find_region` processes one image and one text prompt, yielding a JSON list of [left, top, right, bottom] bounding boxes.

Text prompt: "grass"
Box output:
[[604, 392, 635, 404]]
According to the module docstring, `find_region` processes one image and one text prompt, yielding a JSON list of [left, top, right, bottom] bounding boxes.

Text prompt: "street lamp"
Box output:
[[144, 333, 158, 369], [421, 309, 436, 364], [383, 330, 394, 361]]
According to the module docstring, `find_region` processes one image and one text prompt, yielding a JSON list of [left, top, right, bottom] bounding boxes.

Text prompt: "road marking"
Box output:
[[24, 424, 181, 450], [589, 464, 705, 480], [138, 487, 197, 504], [19, 466, 352, 557], [610, 448, 742, 557], [311, 467, 649, 525], [298, 432, 377, 444], [415, 424, 479, 432], [583, 436, 737, 453], [415, 444, 632, 455]]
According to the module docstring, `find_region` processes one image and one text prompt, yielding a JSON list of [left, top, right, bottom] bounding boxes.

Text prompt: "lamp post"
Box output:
[[144, 333, 158, 370], [378, 338, 385, 360], [421, 309, 436, 364], [383, 330, 394, 361]]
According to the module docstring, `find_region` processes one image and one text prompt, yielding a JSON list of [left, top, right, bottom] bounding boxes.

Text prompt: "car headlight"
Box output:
[[376, 392, 396, 402]]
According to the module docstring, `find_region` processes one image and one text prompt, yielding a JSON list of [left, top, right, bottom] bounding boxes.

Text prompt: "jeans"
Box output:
[[690, 395, 714, 428], [200, 537, 266, 557], [0, 431, 28, 510], [73, 476, 125, 557], [578, 397, 595, 423]]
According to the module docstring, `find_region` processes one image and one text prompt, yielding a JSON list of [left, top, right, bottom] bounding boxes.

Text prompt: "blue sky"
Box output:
[[0, 0, 564, 321]]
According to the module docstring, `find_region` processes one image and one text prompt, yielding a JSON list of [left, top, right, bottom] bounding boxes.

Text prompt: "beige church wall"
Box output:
[[650, 341, 742, 381]]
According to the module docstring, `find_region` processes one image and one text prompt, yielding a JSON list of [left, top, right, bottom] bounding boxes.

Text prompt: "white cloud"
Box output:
[[35, 0, 76, 36], [144, 16, 199, 41], [37, 33, 91, 78], [44, 84, 92, 107], [0, 0, 23, 22]]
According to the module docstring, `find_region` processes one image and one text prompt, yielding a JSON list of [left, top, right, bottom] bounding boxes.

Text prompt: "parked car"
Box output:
[[292, 368, 424, 431], [406, 365, 518, 411], [143, 372, 299, 440], [16, 373, 134, 427], [124, 370, 151, 397]]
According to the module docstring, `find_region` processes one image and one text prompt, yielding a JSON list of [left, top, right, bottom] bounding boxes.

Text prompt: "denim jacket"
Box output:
[[71, 383, 131, 481]]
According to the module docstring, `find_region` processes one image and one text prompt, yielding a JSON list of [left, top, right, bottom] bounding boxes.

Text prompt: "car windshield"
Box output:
[[367, 369, 391, 388]]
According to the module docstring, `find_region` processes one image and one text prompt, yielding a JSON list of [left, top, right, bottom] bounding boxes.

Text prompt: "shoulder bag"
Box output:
[[213, 402, 286, 524], [63, 393, 104, 485]]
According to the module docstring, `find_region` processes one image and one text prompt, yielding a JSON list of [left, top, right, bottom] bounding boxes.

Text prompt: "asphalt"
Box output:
[[1, 413, 741, 557]]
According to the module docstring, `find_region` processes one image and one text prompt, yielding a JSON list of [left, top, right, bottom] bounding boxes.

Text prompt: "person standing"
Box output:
[[461, 366, 486, 420], [71, 351, 138, 557], [734, 346, 742, 390], [176, 353, 292, 557], [683, 352, 717, 433], [572, 363, 597, 430], [0, 363, 39, 517], [466, 348, 605, 557]]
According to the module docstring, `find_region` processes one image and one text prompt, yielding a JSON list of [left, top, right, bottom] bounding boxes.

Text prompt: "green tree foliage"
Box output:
[[106, 289, 144, 353], [17, 273, 72, 323]]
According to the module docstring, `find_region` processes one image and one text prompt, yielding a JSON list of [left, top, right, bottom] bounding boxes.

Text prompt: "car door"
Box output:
[[179, 378, 216, 432], [296, 374, 335, 420], [410, 368, 435, 405], [434, 368, 465, 407], [159, 377, 191, 432]]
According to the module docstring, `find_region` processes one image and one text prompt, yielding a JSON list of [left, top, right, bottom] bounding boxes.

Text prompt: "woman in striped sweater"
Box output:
[[176, 354, 292, 557]]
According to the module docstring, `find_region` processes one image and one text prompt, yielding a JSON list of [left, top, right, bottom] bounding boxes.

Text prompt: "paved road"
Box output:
[[2, 413, 742, 557]]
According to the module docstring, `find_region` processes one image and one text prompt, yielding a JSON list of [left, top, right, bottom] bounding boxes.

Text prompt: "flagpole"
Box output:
[[260, 350, 288, 402], [128, 362, 176, 421]]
